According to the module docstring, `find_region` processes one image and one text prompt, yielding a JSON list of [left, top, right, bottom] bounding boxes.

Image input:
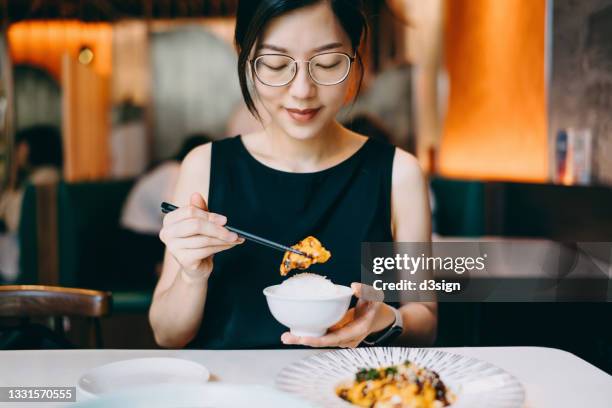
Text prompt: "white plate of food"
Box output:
[[276, 347, 525, 408], [77, 357, 210, 399]]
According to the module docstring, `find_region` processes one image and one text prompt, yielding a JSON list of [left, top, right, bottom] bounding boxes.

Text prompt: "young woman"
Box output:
[[149, 0, 436, 349]]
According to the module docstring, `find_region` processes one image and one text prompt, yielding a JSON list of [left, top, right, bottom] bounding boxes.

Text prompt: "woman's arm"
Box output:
[[149, 246, 210, 348], [148, 143, 243, 348], [281, 147, 436, 348], [391, 148, 437, 346]]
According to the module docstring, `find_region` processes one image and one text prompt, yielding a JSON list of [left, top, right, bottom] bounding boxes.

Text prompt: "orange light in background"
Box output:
[[8, 20, 112, 80], [439, 0, 548, 182]]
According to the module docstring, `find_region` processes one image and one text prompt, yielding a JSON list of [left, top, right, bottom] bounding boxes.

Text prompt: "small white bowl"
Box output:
[[263, 284, 353, 337]]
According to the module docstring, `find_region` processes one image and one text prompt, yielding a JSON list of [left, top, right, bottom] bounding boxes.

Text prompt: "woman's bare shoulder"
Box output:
[[392, 147, 423, 187], [174, 142, 212, 204], [390, 147, 430, 241], [182, 142, 212, 170]]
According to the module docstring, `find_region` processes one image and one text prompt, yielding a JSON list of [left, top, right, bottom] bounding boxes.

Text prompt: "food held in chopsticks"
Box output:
[[336, 360, 454, 408], [280, 236, 331, 276]]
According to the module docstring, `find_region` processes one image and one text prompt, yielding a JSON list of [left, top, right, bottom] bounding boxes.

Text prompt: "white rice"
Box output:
[[275, 273, 338, 299]]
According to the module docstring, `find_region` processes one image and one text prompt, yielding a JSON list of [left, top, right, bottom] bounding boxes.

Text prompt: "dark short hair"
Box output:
[[235, 0, 368, 120], [16, 125, 63, 168]]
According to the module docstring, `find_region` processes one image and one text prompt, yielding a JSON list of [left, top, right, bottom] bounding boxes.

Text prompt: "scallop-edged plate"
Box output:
[[276, 347, 525, 408], [77, 357, 210, 399]]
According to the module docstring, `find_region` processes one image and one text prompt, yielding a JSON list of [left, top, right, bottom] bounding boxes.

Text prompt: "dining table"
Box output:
[[0, 346, 610, 407]]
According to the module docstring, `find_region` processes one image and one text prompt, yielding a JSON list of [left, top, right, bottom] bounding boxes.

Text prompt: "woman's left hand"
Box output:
[[280, 283, 397, 348]]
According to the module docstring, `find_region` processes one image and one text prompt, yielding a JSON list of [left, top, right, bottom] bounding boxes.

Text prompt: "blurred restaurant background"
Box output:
[[0, 0, 610, 373]]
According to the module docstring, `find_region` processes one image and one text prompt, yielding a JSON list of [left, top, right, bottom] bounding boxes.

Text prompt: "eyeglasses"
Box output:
[[251, 52, 355, 87]]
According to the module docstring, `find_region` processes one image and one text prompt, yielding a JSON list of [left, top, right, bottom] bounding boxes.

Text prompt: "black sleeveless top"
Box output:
[[189, 135, 395, 349]]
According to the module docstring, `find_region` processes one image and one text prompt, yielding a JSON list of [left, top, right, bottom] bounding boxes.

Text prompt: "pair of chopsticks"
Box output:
[[160, 202, 310, 258]]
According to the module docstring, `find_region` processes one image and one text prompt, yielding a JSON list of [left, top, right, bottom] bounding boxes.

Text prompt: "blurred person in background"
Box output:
[[0, 125, 63, 232], [117, 134, 210, 289], [0, 125, 63, 283]]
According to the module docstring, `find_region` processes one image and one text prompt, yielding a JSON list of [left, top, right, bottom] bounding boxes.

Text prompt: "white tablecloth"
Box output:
[[0, 347, 610, 407]]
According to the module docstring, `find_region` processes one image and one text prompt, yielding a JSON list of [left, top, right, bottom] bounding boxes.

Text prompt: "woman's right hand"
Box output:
[[159, 192, 244, 280]]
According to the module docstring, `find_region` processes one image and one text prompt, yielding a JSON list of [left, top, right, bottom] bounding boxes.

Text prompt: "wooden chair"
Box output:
[[0, 285, 112, 348]]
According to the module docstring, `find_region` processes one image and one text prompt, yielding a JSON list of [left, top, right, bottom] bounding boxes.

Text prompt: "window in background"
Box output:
[[549, 0, 612, 186]]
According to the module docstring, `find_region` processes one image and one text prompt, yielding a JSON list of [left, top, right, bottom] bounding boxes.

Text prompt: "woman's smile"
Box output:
[[284, 107, 322, 123]]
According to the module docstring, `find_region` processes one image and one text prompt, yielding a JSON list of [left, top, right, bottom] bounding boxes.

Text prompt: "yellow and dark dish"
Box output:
[[336, 360, 454, 408]]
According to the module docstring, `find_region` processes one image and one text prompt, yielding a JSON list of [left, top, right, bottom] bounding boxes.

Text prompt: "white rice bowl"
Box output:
[[263, 273, 353, 337]]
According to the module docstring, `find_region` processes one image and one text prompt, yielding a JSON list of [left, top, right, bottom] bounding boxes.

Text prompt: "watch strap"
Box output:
[[362, 305, 403, 346]]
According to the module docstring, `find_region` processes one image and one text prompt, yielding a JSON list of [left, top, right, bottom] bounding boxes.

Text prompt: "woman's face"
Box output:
[[251, 1, 355, 140]]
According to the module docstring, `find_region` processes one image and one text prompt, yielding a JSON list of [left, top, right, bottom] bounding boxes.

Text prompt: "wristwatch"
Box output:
[[362, 305, 403, 346]]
